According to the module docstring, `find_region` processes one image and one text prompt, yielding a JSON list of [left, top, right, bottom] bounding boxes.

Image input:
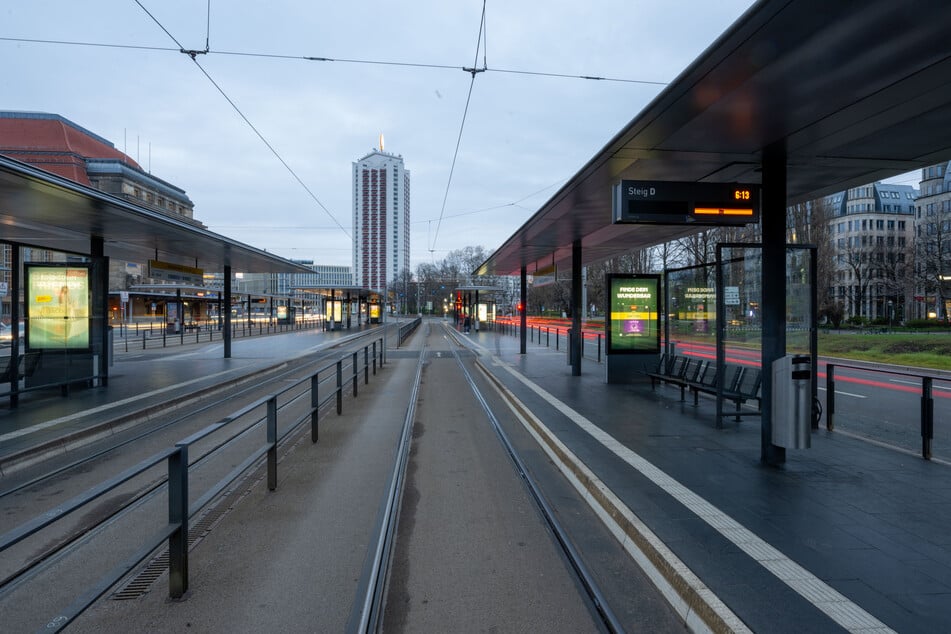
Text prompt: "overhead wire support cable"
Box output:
[[132, 0, 349, 239], [431, 0, 488, 253], [0, 37, 669, 85]]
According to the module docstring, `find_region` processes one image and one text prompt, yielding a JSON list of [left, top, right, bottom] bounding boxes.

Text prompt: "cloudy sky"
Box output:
[[3, 1, 765, 270]]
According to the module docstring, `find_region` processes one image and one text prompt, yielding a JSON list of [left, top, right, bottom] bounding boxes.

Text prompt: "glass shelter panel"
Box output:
[[666, 265, 717, 355], [1, 247, 108, 402]]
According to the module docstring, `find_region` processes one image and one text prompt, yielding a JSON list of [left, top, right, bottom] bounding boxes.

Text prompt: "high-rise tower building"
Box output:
[[352, 140, 410, 291]]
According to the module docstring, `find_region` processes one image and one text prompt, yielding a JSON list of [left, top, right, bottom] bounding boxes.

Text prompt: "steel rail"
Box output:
[[445, 324, 624, 633]]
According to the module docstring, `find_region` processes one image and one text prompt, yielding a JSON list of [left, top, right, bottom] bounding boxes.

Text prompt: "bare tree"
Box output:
[[915, 208, 951, 319]]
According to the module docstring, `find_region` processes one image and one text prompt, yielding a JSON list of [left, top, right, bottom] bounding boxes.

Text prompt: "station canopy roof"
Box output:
[[476, 0, 951, 277], [0, 155, 313, 275]]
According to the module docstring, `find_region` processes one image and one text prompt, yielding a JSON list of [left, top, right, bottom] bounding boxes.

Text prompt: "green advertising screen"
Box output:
[[26, 265, 91, 350], [606, 274, 660, 354]]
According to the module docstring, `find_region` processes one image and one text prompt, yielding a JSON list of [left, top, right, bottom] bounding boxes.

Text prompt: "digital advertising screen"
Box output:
[[606, 274, 661, 354], [26, 265, 91, 350], [369, 304, 381, 319]]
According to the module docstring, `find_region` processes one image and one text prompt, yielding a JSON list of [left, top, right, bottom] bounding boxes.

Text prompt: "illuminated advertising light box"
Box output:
[[369, 304, 381, 319], [277, 305, 288, 320], [26, 264, 91, 350], [325, 300, 343, 322], [606, 274, 660, 354]]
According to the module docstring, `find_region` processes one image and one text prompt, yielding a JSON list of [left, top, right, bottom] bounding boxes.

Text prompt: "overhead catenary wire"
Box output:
[[430, 1, 488, 254], [4, 6, 670, 256], [132, 0, 350, 239], [0, 36, 668, 86]]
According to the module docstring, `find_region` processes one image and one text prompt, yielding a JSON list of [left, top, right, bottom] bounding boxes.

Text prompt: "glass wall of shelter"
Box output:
[[663, 243, 817, 427], [2, 245, 108, 403]]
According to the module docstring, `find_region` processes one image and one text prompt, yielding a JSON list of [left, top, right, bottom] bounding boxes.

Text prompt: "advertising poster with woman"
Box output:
[[26, 265, 90, 349]]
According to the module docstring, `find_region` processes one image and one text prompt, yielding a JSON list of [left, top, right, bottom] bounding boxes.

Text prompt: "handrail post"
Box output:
[[310, 373, 319, 443], [922, 376, 934, 460], [547, 327, 550, 347], [372, 341, 377, 376], [826, 364, 835, 431], [267, 396, 278, 491], [597, 334, 602, 362], [364, 346, 370, 385], [336, 360, 343, 415], [352, 351, 359, 397], [168, 444, 189, 598]]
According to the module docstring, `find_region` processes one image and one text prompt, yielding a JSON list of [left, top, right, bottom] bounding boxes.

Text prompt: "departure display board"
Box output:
[[606, 274, 661, 354], [613, 180, 760, 225]]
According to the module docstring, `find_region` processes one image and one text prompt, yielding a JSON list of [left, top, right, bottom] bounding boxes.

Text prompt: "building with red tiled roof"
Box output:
[[0, 112, 203, 314], [0, 111, 198, 225]]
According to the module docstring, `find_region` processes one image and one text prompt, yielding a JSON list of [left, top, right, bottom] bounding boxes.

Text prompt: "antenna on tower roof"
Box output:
[[379, 133, 384, 152]]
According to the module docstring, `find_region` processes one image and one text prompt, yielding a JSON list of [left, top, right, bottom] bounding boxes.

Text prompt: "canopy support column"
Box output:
[[761, 141, 787, 466], [224, 266, 232, 359], [519, 266, 527, 354], [571, 239, 582, 376]]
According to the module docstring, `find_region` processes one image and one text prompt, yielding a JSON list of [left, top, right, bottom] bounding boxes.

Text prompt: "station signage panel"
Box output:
[[613, 180, 760, 226], [149, 259, 204, 285], [605, 274, 661, 354]]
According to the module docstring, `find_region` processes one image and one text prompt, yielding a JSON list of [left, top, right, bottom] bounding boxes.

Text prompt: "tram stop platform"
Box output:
[[463, 325, 951, 633], [0, 325, 370, 473]]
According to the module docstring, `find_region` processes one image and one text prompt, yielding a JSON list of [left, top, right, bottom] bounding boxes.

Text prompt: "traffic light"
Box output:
[[516, 302, 524, 313]]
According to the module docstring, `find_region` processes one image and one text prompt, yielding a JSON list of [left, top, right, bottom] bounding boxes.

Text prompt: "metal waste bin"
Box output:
[[771, 354, 811, 449]]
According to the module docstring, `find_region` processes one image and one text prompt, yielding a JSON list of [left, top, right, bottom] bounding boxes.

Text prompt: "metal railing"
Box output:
[[490, 320, 604, 363], [116, 317, 326, 352], [825, 362, 949, 460], [397, 317, 422, 347], [0, 336, 386, 628]]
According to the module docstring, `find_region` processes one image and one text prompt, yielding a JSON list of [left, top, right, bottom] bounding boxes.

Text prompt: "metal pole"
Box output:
[[922, 377, 934, 460], [267, 396, 277, 491], [224, 266, 232, 358], [311, 373, 319, 443], [520, 266, 527, 354], [760, 141, 787, 465], [571, 239, 582, 376], [336, 360, 343, 415], [168, 445, 189, 598], [826, 364, 835, 431]]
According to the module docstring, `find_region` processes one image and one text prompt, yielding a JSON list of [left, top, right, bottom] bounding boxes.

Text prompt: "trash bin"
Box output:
[[771, 354, 811, 449]]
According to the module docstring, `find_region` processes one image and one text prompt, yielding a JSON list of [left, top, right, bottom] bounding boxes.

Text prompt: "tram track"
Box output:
[[0, 328, 381, 499], [353, 322, 621, 633]]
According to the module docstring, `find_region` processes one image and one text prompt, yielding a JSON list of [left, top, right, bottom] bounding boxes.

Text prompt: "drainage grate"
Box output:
[[111, 432, 307, 600]]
